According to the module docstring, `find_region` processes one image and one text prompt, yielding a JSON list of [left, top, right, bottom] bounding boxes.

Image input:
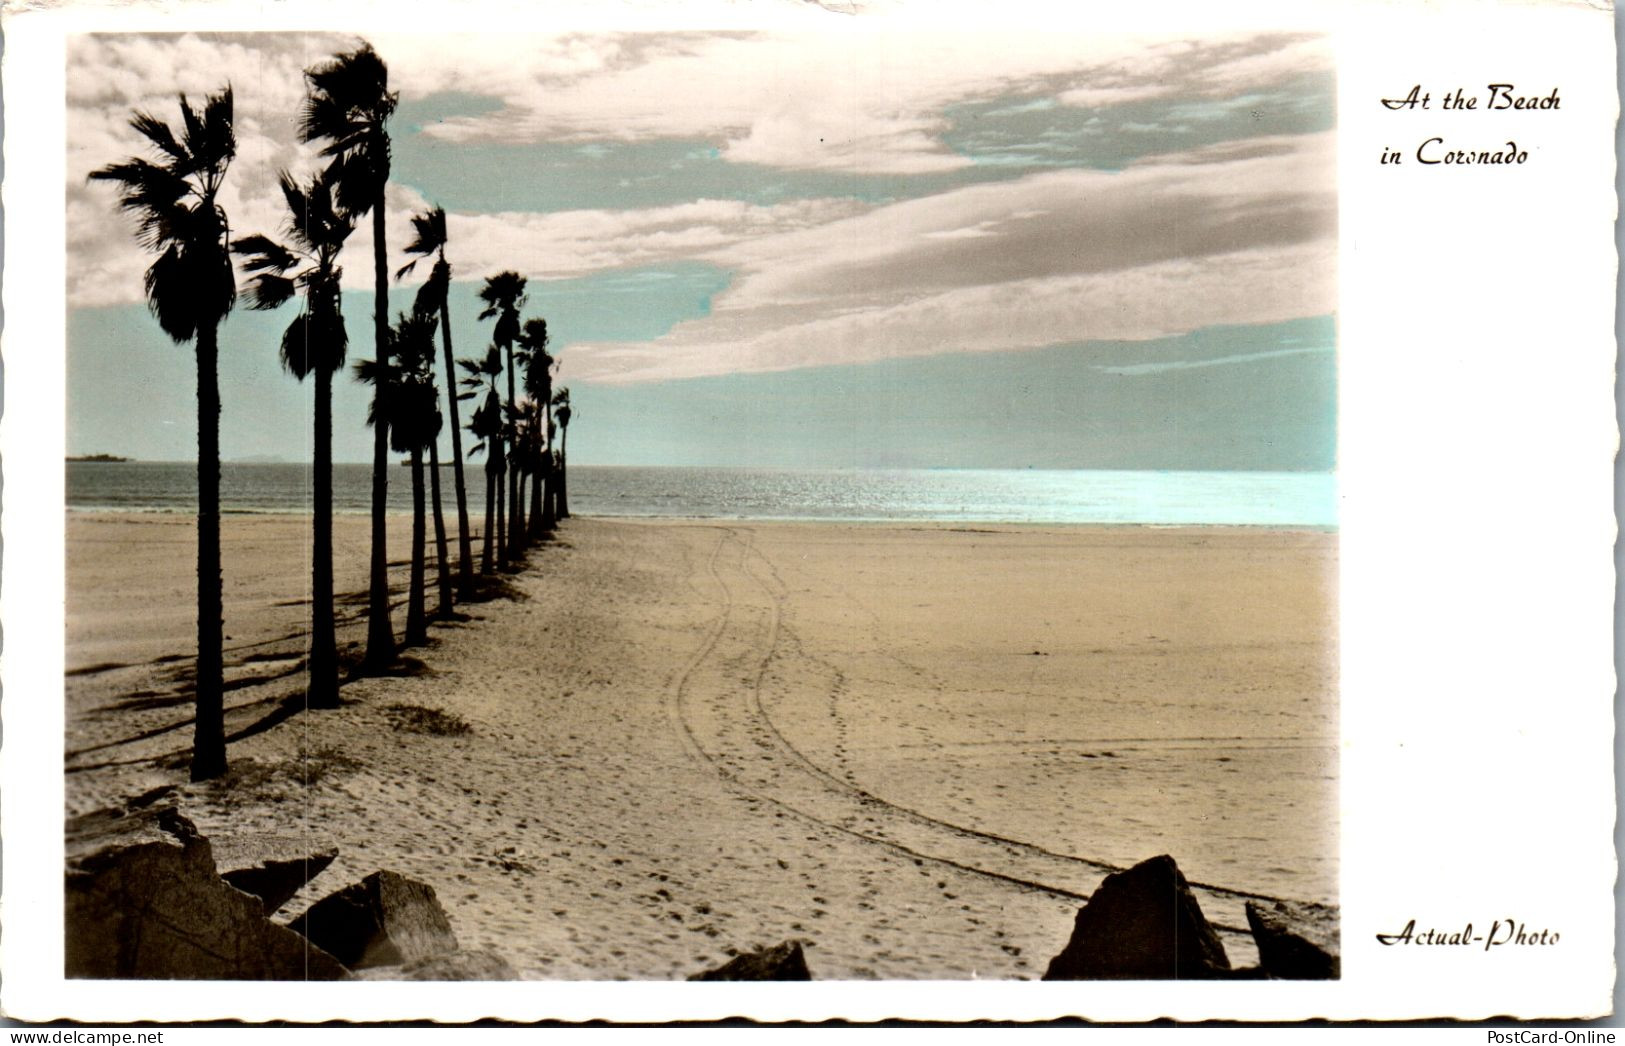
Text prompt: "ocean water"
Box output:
[[67, 462, 1336, 527]]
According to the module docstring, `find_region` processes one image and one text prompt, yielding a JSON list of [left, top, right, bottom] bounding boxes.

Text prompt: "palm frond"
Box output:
[[279, 311, 317, 379], [492, 310, 519, 349], [278, 293, 349, 381], [299, 43, 397, 217], [178, 94, 208, 165], [143, 245, 198, 343], [403, 206, 447, 258], [198, 86, 237, 172], [95, 88, 237, 347], [232, 234, 299, 274], [128, 112, 189, 164], [242, 272, 297, 311], [390, 308, 440, 374], [88, 159, 191, 248], [478, 271, 527, 310], [323, 150, 378, 218]]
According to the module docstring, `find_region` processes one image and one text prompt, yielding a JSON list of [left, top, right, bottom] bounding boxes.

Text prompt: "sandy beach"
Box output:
[[65, 512, 1337, 979]]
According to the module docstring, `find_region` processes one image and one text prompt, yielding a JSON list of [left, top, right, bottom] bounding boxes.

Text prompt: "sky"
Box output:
[[66, 22, 1336, 468]]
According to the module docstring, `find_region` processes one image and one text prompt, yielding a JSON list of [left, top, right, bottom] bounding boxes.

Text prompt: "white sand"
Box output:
[[65, 513, 1337, 979]]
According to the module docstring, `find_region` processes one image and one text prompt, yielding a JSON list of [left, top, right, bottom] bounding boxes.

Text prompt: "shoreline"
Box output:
[[64, 505, 1340, 532], [65, 513, 1338, 978]]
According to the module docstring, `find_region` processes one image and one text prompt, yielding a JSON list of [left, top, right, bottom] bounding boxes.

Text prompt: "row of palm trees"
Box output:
[[90, 41, 574, 781]]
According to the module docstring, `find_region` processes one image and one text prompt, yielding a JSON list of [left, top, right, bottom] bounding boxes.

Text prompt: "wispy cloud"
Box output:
[[1095, 344, 1332, 376], [565, 131, 1335, 382]]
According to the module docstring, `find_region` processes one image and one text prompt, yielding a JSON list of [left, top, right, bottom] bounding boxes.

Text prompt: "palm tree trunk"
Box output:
[[503, 350, 521, 560], [558, 429, 569, 518], [363, 195, 395, 669], [552, 457, 565, 524], [516, 468, 527, 542], [511, 461, 526, 555], [529, 460, 544, 539], [427, 434, 452, 618], [495, 458, 507, 567], [405, 445, 427, 647], [309, 363, 339, 708], [540, 455, 557, 531], [539, 405, 557, 532], [192, 321, 226, 781], [438, 282, 474, 599], [481, 463, 496, 575]]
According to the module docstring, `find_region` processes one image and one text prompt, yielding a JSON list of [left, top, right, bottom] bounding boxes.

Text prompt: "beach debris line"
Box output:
[[688, 940, 813, 981], [1042, 854, 1341, 980]]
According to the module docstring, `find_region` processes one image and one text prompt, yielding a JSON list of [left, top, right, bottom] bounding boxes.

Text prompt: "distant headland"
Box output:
[[68, 454, 132, 463]]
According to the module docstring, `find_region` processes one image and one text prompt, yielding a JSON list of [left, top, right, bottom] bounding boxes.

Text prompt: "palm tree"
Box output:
[[398, 206, 472, 604], [512, 399, 546, 535], [459, 346, 506, 574], [553, 387, 572, 519], [478, 272, 527, 559], [300, 41, 399, 671], [519, 318, 556, 537], [90, 87, 237, 782], [233, 170, 355, 708], [356, 309, 441, 646]]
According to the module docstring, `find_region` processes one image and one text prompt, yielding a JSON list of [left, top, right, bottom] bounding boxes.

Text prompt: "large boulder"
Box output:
[[1042, 854, 1230, 980], [1246, 899, 1341, 980], [65, 805, 348, 980], [288, 871, 459, 969], [212, 835, 338, 915], [689, 940, 812, 981]]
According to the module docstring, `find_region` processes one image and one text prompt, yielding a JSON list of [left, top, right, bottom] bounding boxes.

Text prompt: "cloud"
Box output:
[[563, 131, 1335, 382], [69, 32, 370, 308], [376, 28, 1330, 174], [1094, 344, 1332, 376], [440, 196, 868, 283], [67, 26, 1334, 374]]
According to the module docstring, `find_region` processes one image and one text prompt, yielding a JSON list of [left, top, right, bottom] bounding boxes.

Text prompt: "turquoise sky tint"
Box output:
[[67, 30, 1337, 469]]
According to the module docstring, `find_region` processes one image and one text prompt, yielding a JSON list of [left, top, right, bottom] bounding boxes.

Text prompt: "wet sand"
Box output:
[[65, 512, 1337, 979]]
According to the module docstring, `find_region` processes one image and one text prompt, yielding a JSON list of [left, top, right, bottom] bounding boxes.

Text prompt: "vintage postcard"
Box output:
[[1, 0, 1615, 1024]]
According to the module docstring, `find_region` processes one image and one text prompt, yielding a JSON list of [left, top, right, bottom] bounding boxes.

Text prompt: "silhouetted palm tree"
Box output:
[[398, 206, 472, 604], [301, 41, 399, 671], [519, 318, 556, 537], [233, 170, 355, 708], [357, 309, 441, 646], [478, 272, 527, 558], [459, 346, 506, 573], [90, 87, 237, 782], [512, 399, 544, 537], [553, 387, 572, 519]]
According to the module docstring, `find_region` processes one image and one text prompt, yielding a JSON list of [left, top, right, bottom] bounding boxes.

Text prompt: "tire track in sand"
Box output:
[[666, 527, 1286, 953]]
